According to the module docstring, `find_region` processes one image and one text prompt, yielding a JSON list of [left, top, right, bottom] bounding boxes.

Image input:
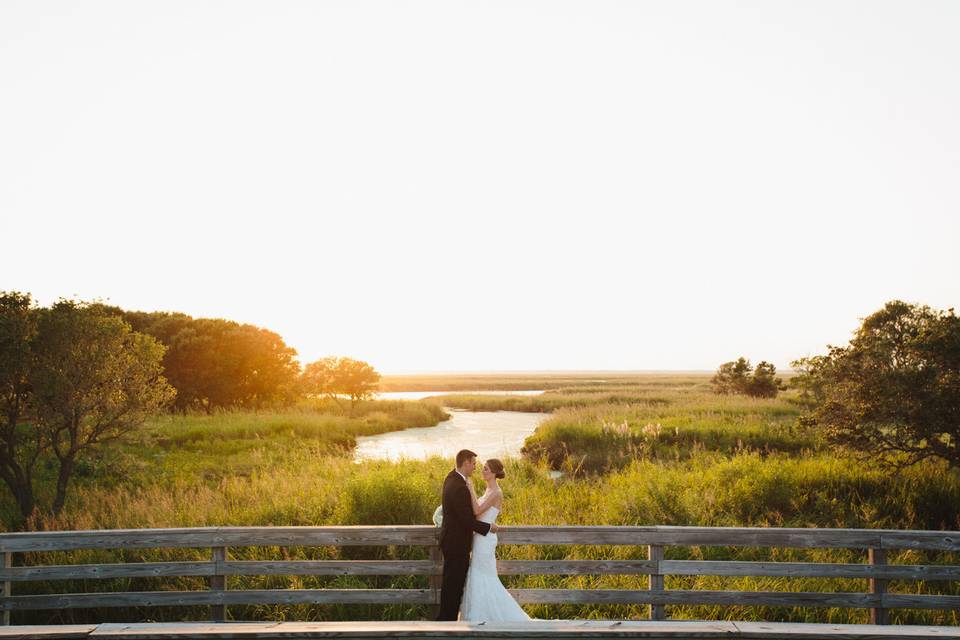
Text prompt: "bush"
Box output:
[[712, 358, 782, 398], [334, 462, 439, 526]]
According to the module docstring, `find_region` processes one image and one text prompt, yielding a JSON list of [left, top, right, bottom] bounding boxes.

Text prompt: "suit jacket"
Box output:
[[438, 469, 491, 555]]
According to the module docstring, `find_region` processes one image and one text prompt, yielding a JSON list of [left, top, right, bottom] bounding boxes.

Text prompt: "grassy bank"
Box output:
[[2, 399, 449, 530], [521, 393, 810, 473], [426, 376, 811, 474], [429, 392, 672, 413]]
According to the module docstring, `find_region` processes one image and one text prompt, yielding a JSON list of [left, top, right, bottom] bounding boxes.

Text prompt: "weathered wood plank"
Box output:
[[0, 530, 224, 553], [0, 527, 438, 553], [428, 547, 441, 620], [658, 560, 960, 581], [0, 562, 216, 582], [212, 527, 438, 548], [0, 624, 97, 639], [507, 589, 960, 610], [209, 548, 226, 623], [10, 587, 951, 612], [5, 559, 956, 582], [2, 526, 957, 553], [880, 532, 960, 552], [70, 620, 960, 639], [648, 545, 665, 621], [219, 560, 436, 576], [880, 593, 960, 609], [868, 548, 888, 625], [88, 620, 740, 639], [507, 590, 879, 608], [730, 621, 960, 639], [496, 560, 657, 575], [497, 527, 883, 548], [500, 526, 960, 550], [0, 590, 434, 610], [0, 560, 437, 581], [2, 552, 10, 626], [0, 620, 956, 640]]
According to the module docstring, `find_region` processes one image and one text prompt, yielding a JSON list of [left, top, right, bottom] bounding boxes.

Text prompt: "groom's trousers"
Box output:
[[436, 549, 470, 621]]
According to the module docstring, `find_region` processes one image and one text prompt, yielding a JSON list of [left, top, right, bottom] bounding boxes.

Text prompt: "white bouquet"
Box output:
[[432, 505, 443, 527]]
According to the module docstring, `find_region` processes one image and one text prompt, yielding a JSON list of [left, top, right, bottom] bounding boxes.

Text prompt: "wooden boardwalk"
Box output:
[[0, 525, 957, 629], [0, 621, 958, 640]]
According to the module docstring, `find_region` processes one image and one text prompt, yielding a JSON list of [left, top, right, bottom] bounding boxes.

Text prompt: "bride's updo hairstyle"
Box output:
[[487, 458, 506, 480]]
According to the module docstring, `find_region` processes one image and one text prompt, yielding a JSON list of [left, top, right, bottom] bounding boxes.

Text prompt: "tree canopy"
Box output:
[[113, 310, 301, 412], [32, 300, 176, 513], [0, 292, 42, 518], [711, 357, 781, 398], [792, 300, 960, 469], [0, 293, 175, 519], [302, 356, 381, 406]]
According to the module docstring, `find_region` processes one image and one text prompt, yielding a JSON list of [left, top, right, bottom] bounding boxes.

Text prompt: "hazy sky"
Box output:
[[2, 1, 958, 373]]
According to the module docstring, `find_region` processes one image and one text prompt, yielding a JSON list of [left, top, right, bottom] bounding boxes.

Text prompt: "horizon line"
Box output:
[[379, 368, 796, 375]]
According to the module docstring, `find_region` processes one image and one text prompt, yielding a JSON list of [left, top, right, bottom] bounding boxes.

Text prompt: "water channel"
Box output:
[[354, 390, 549, 462]]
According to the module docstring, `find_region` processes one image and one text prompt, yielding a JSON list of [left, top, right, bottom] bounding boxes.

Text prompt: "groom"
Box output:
[[435, 449, 499, 621]]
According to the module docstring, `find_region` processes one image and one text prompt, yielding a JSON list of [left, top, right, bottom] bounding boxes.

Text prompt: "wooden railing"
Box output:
[[0, 525, 957, 624]]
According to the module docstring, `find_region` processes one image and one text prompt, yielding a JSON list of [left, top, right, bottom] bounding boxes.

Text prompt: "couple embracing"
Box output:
[[435, 449, 531, 622]]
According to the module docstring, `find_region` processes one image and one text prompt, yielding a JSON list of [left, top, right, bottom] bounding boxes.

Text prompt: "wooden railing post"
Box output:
[[429, 544, 442, 620], [648, 544, 665, 621], [210, 546, 227, 622], [2, 551, 11, 625], [868, 547, 888, 625]]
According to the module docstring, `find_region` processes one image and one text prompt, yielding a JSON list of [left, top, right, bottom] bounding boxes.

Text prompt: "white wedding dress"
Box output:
[[459, 501, 531, 622]]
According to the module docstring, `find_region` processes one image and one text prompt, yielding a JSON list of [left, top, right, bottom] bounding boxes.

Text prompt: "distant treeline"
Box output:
[[93, 306, 380, 414], [5, 294, 382, 416]]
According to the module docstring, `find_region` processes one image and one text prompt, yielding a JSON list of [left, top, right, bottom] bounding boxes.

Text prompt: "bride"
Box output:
[[459, 458, 532, 622]]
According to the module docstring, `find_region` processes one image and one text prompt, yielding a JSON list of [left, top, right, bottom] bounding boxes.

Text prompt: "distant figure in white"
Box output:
[[459, 457, 532, 622]]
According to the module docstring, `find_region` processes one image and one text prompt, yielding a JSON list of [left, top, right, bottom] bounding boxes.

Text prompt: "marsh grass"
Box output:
[[521, 393, 810, 473], [378, 372, 760, 393], [1, 376, 957, 625], [432, 393, 672, 413], [150, 401, 448, 451]]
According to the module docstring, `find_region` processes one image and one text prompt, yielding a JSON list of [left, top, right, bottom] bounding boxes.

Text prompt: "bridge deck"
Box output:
[[0, 621, 956, 640]]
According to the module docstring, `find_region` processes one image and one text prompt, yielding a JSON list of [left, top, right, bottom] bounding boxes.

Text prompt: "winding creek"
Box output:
[[354, 390, 549, 462]]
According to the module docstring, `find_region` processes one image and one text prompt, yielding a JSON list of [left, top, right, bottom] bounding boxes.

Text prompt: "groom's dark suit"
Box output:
[[436, 469, 492, 621]]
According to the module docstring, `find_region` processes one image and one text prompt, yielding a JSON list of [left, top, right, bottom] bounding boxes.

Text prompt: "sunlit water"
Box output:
[[355, 390, 549, 461]]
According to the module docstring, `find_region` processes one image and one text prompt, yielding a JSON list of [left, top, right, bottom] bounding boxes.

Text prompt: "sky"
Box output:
[[2, 1, 958, 373]]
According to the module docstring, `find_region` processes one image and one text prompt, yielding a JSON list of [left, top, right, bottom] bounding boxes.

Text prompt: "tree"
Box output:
[[749, 361, 781, 398], [712, 357, 753, 395], [788, 354, 830, 408], [793, 300, 960, 469], [301, 356, 342, 404], [30, 300, 176, 513], [227, 323, 302, 408], [336, 357, 381, 406], [712, 357, 782, 398], [0, 292, 43, 518], [99, 310, 301, 413], [301, 357, 381, 408]]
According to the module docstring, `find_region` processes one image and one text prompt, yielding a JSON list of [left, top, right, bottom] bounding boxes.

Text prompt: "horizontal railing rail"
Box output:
[[1, 525, 957, 552], [0, 525, 956, 625]]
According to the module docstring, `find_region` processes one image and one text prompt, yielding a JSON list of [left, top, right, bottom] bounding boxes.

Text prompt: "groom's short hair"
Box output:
[[456, 449, 478, 468]]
